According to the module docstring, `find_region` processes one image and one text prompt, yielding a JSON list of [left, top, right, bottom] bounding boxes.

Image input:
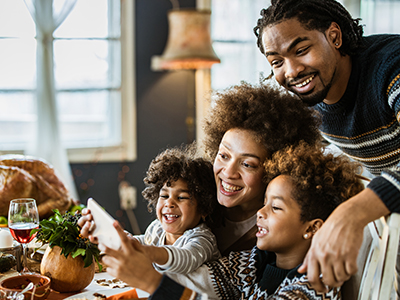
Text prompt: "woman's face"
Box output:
[[213, 128, 268, 217]]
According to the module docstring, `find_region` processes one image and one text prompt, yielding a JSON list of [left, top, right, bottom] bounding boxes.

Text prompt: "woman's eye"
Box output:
[[177, 196, 190, 201], [243, 161, 256, 168], [159, 195, 168, 199], [272, 206, 281, 211], [218, 152, 228, 160]]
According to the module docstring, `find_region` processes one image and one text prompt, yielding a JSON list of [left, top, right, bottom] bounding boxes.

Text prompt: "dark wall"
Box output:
[[71, 0, 197, 233]]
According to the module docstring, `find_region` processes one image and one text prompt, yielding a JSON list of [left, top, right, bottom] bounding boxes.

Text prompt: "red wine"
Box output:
[[9, 223, 39, 244]]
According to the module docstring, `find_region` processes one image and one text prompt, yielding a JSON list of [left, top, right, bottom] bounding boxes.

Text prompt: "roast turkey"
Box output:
[[0, 155, 73, 219]]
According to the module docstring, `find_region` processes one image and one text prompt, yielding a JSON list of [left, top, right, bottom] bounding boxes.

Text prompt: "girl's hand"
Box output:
[[101, 220, 163, 294], [77, 208, 98, 243]]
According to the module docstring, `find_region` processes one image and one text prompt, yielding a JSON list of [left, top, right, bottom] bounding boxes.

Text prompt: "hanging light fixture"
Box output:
[[151, 8, 221, 70]]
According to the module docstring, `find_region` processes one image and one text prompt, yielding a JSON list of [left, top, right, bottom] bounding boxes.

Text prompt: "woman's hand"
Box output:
[[101, 220, 163, 294]]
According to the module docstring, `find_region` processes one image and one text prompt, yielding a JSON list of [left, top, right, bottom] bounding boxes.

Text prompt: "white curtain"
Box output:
[[24, 0, 78, 200]]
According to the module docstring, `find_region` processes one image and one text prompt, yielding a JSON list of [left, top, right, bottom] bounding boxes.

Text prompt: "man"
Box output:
[[253, 0, 400, 294]]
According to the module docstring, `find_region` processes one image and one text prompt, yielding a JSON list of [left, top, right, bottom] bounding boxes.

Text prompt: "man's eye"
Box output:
[[271, 60, 282, 67], [297, 46, 309, 55]]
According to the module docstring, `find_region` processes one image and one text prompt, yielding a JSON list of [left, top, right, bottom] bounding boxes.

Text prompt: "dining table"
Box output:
[[47, 272, 149, 300], [0, 270, 149, 300]]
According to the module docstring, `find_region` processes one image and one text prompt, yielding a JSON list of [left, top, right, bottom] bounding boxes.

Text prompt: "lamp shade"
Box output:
[[151, 8, 220, 70]]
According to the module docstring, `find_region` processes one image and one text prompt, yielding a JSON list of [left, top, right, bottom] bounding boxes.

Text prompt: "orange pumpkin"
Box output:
[[40, 245, 95, 293]]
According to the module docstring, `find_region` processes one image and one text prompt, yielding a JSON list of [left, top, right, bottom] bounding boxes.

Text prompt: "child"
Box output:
[[133, 144, 221, 274], [145, 142, 365, 299], [79, 143, 221, 275]]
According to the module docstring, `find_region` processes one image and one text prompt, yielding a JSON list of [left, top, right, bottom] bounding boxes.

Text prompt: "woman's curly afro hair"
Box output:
[[202, 82, 322, 161], [264, 142, 365, 222], [142, 143, 219, 227]]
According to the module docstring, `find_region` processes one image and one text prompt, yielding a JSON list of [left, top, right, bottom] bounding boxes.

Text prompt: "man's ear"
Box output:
[[303, 219, 324, 239], [326, 22, 342, 48]]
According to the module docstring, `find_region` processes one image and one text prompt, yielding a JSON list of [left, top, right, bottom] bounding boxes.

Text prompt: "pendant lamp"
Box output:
[[151, 8, 220, 70]]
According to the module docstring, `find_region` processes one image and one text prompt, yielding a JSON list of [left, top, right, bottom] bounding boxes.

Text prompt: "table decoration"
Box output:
[[0, 273, 51, 300], [32, 210, 101, 293]]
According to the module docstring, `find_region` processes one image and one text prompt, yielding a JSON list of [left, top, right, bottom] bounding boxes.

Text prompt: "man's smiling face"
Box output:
[[261, 18, 341, 106]]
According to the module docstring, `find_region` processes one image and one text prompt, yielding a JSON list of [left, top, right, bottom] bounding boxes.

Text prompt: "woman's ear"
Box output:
[[303, 219, 324, 240]]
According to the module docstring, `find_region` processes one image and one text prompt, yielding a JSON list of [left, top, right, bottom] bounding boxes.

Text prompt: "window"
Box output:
[[210, 0, 271, 91], [360, 0, 400, 35], [0, 0, 136, 163]]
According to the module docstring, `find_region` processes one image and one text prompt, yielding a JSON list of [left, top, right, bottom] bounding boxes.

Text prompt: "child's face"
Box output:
[[156, 178, 202, 244], [256, 175, 310, 254]]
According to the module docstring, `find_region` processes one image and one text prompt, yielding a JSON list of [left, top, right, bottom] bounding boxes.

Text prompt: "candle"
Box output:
[[0, 229, 13, 248]]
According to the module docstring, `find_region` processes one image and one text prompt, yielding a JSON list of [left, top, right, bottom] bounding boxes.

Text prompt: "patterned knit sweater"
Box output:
[[149, 247, 341, 300], [314, 34, 400, 213]]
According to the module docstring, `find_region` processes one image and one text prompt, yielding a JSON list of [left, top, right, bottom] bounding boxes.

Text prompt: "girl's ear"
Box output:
[[303, 219, 324, 240]]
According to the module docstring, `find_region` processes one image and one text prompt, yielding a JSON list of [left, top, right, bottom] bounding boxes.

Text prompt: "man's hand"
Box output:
[[298, 188, 390, 291], [101, 221, 163, 294]]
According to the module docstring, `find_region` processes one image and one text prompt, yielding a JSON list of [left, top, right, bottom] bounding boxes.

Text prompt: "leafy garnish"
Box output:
[[32, 209, 102, 271]]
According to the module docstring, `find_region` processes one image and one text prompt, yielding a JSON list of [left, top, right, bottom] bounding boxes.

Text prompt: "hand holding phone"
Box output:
[[87, 198, 121, 250]]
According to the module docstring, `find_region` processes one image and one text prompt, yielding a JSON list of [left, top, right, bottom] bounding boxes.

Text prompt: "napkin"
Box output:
[[105, 288, 138, 300]]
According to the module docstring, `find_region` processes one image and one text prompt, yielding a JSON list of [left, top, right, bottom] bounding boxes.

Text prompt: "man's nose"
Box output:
[[285, 59, 305, 79]]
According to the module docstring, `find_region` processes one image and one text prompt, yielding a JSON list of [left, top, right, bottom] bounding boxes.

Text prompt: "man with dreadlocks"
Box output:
[[253, 0, 400, 295]]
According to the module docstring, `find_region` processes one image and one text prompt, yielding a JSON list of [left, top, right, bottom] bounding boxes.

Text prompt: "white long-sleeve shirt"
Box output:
[[135, 219, 221, 275]]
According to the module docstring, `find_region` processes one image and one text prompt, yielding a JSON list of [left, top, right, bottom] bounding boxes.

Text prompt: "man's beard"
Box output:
[[287, 70, 335, 107], [294, 83, 331, 107]]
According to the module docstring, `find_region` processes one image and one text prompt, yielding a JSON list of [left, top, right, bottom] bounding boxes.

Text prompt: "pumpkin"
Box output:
[[40, 245, 95, 293]]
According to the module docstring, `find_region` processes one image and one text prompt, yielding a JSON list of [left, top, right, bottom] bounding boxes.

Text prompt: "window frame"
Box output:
[[0, 0, 137, 164], [68, 0, 136, 163]]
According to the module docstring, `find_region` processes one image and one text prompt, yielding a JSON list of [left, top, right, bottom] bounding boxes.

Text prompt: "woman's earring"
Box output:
[[335, 43, 339, 46], [304, 234, 309, 239]]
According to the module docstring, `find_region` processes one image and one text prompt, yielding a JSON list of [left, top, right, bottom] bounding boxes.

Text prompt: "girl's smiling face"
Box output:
[[213, 128, 268, 221], [156, 178, 202, 245], [256, 175, 313, 260]]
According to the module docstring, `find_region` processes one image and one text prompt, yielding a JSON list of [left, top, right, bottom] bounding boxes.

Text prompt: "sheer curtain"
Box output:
[[23, 0, 78, 200]]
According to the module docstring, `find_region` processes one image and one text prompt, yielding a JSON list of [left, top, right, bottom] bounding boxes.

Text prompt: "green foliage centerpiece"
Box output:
[[33, 209, 102, 293]]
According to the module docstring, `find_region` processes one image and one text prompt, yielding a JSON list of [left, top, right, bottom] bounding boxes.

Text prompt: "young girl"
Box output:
[[133, 144, 221, 274], [80, 144, 221, 275], [102, 142, 365, 300]]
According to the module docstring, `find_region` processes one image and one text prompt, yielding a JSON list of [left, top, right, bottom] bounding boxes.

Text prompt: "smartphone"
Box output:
[[87, 198, 121, 250]]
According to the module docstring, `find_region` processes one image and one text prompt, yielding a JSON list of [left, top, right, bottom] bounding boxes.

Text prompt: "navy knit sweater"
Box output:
[[314, 34, 400, 213]]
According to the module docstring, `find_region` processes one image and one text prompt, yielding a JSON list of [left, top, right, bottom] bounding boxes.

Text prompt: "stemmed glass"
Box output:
[[8, 198, 39, 274]]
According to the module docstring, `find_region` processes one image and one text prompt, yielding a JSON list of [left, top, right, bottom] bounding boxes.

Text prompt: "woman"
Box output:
[[200, 82, 321, 255]]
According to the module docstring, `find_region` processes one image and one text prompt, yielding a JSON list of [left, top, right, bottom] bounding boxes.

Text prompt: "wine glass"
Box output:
[[8, 198, 39, 274]]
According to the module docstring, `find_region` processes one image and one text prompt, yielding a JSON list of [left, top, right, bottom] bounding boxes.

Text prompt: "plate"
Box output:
[[64, 287, 136, 299]]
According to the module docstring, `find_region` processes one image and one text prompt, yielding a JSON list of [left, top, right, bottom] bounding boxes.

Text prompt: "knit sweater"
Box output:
[[314, 34, 400, 213], [149, 247, 341, 300], [135, 219, 221, 274]]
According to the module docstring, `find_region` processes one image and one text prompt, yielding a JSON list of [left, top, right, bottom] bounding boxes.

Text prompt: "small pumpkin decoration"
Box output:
[[41, 245, 94, 292], [33, 209, 102, 293]]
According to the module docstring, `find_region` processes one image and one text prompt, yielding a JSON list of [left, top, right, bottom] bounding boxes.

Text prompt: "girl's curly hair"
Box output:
[[142, 143, 219, 227], [202, 82, 322, 161], [264, 142, 365, 222]]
